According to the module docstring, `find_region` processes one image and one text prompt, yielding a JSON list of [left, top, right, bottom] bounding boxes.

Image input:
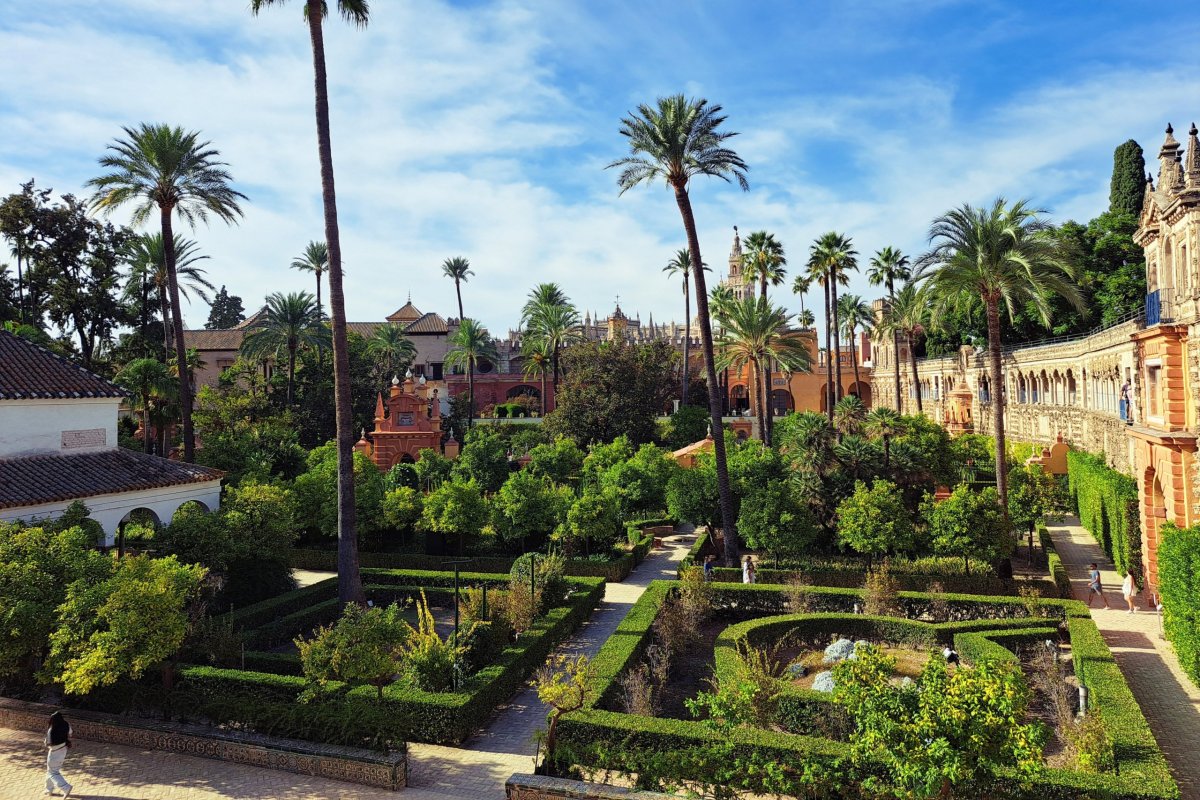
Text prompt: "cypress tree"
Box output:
[[206, 285, 245, 329], [1109, 139, 1147, 218]]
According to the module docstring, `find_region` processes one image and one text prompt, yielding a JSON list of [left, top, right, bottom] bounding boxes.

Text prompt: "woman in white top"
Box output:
[[742, 555, 756, 584], [1121, 571, 1138, 614], [44, 709, 72, 797]]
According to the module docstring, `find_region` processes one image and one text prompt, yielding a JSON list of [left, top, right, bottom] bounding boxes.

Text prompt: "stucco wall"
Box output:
[[0, 398, 122, 459]]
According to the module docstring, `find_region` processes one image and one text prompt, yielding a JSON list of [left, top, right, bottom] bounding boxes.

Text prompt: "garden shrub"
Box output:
[[293, 443, 385, 543], [525, 436, 585, 484], [1068, 450, 1142, 585], [836, 479, 916, 563], [924, 483, 1014, 571], [862, 560, 900, 616], [381, 486, 423, 537], [402, 591, 457, 692], [1158, 521, 1200, 685], [555, 489, 623, 557], [1040, 526, 1073, 599], [295, 601, 409, 699]]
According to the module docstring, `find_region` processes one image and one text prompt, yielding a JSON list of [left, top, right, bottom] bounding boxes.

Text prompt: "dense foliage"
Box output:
[[1158, 522, 1200, 686], [1067, 450, 1141, 585]]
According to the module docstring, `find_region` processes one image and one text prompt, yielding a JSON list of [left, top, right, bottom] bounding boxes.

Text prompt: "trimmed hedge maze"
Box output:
[[105, 569, 603, 748], [559, 581, 1178, 800]]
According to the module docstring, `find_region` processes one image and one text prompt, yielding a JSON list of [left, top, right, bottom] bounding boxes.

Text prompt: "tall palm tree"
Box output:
[[240, 291, 329, 405], [740, 230, 787, 301], [877, 280, 930, 414], [797, 308, 815, 329], [521, 283, 569, 326], [446, 318, 499, 426], [608, 95, 748, 566], [837, 293, 874, 399], [918, 197, 1082, 510], [290, 241, 328, 317], [441, 256, 473, 321], [523, 295, 582, 407], [808, 232, 857, 413], [714, 295, 812, 446], [365, 322, 417, 389], [806, 239, 847, 419], [122, 233, 213, 360], [88, 123, 245, 463], [663, 248, 707, 405], [867, 246, 911, 413], [252, 0, 369, 605], [863, 406, 903, 469], [791, 273, 812, 317], [115, 357, 172, 454], [520, 336, 551, 416]]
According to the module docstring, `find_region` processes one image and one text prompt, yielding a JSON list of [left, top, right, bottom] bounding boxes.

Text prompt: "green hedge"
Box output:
[[156, 571, 606, 747], [561, 580, 1177, 799], [1067, 450, 1142, 586], [290, 519, 669, 583], [1040, 525, 1074, 599], [1158, 522, 1200, 686]]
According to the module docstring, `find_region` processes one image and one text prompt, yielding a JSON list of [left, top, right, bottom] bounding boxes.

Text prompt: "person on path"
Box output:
[[1121, 571, 1138, 614], [703, 555, 715, 581], [1086, 562, 1109, 608], [44, 710, 72, 797], [1120, 379, 1133, 424], [742, 555, 756, 585]]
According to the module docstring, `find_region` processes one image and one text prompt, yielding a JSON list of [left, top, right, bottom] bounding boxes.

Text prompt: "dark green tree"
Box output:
[[206, 285, 245, 329], [544, 340, 676, 446], [1109, 139, 1147, 218]]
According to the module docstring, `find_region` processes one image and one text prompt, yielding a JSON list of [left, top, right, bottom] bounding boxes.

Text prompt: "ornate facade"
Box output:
[[870, 121, 1200, 595]]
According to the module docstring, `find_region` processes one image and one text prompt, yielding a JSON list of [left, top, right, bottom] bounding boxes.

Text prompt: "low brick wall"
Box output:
[[506, 773, 674, 800], [0, 697, 406, 790]]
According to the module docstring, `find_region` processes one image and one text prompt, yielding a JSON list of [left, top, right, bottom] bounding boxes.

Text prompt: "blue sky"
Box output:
[[1, 0, 1197, 337]]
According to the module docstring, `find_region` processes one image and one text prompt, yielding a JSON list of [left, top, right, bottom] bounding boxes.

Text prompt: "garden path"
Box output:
[[1045, 516, 1200, 800], [0, 529, 697, 800], [405, 526, 697, 794]]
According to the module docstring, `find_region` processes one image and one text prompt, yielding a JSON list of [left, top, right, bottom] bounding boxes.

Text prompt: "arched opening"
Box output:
[[1066, 371, 1077, 405], [770, 389, 794, 416], [476, 359, 495, 375], [400, 453, 416, 464], [1144, 467, 1166, 592], [730, 384, 750, 414], [849, 381, 872, 407], [118, 507, 162, 558], [819, 383, 830, 413]]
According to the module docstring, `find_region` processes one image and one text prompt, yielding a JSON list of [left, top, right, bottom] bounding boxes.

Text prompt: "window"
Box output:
[[1147, 364, 1162, 419], [412, 364, 425, 377], [431, 362, 444, 380]]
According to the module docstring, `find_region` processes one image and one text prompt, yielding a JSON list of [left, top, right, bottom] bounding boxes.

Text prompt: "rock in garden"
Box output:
[[823, 638, 855, 664]]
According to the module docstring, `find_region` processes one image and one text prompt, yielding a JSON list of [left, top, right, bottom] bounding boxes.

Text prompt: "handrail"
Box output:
[[917, 309, 1145, 367]]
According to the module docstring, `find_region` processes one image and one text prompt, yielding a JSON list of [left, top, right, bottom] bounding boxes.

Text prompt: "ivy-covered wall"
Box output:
[[1158, 522, 1200, 686]]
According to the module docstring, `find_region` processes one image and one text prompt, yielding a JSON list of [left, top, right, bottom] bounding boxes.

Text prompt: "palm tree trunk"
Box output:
[[673, 186, 738, 567], [551, 347, 560, 412], [752, 357, 768, 444], [681, 275, 690, 405], [455, 280, 464, 321], [15, 247, 24, 324], [307, 8, 364, 606], [986, 299, 1009, 511], [760, 274, 767, 301], [315, 272, 322, 318], [468, 367, 475, 425], [160, 285, 172, 363], [142, 389, 152, 454], [823, 278, 833, 420], [889, 280, 902, 413], [831, 277, 843, 402], [909, 331, 923, 414], [287, 341, 297, 406], [160, 210, 195, 462], [540, 369, 546, 416], [849, 326, 861, 397]]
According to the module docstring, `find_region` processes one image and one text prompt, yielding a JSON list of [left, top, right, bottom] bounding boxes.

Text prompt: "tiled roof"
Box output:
[[346, 322, 385, 338], [0, 330, 127, 400], [0, 449, 223, 510], [386, 301, 423, 323], [404, 313, 449, 335], [182, 329, 247, 351]]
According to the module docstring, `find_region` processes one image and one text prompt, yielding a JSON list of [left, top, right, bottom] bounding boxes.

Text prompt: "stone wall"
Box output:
[[507, 773, 675, 800], [0, 697, 406, 790]]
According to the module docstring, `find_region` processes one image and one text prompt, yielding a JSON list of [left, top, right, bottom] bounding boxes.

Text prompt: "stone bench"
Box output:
[[0, 697, 406, 790], [507, 773, 674, 800]]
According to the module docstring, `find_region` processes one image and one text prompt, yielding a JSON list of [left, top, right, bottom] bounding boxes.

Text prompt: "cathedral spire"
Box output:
[[1159, 123, 1183, 192]]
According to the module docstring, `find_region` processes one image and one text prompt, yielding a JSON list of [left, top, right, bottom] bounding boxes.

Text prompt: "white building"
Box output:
[[0, 330, 222, 546]]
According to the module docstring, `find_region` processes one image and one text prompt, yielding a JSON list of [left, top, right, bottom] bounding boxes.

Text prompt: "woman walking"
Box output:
[[44, 710, 72, 797], [742, 555, 756, 585], [1122, 571, 1139, 614]]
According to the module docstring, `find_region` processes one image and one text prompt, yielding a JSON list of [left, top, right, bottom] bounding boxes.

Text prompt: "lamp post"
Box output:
[[446, 558, 472, 690]]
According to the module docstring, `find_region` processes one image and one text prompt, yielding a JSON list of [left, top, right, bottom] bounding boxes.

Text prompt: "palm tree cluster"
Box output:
[[240, 291, 329, 406], [445, 317, 499, 425], [520, 282, 582, 414]]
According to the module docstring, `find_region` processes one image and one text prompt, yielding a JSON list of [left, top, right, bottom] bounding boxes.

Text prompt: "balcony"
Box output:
[[1145, 288, 1176, 326]]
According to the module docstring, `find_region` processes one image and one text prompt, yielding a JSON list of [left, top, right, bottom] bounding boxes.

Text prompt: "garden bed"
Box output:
[[559, 581, 1178, 799], [77, 569, 605, 749]]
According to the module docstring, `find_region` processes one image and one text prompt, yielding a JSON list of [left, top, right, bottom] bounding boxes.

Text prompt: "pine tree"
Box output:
[[1109, 140, 1147, 218], [206, 285, 245, 329]]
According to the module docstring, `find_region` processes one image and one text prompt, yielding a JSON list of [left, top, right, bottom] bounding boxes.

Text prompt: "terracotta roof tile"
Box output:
[[0, 449, 223, 510], [403, 313, 449, 335], [0, 331, 127, 400], [182, 329, 247, 350]]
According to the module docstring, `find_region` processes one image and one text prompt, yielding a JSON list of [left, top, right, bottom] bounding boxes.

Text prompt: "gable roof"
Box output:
[[404, 313, 449, 335], [0, 449, 223, 510], [0, 330, 127, 400], [387, 301, 423, 323]]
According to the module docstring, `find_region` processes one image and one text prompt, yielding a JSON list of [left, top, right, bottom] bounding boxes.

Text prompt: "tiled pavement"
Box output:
[[0, 532, 695, 799], [1045, 516, 1200, 800]]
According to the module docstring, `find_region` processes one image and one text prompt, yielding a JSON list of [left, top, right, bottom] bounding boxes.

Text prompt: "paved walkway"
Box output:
[[1046, 516, 1200, 800], [0, 532, 695, 799]]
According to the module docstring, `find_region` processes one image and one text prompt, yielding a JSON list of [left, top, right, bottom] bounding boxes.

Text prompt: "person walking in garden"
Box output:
[[44, 710, 72, 797], [1122, 570, 1138, 613], [703, 554, 716, 581], [742, 555, 756, 584], [1086, 562, 1109, 608]]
